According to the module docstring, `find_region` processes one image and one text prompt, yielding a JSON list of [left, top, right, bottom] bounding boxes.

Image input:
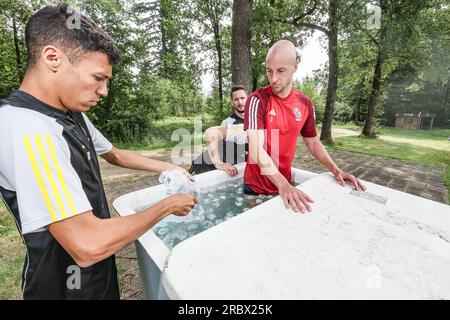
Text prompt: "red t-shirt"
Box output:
[[243, 86, 317, 194]]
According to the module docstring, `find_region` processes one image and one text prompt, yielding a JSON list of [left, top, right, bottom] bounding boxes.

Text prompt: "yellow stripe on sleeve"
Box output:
[[22, 135, 58, 222], [35, 134, 67, 220], [45, 134, 77, 217]]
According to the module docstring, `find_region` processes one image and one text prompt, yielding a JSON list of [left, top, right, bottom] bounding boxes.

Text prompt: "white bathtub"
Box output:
[[112, 162, 450, 299]]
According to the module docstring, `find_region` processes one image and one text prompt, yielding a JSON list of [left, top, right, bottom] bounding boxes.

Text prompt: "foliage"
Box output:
[[297, 76, 325, 123], [0, 0, 448, 147]]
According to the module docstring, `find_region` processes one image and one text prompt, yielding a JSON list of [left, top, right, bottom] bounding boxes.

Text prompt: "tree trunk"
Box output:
[[362, 48, 383, 137], [213, 20, 224, 115], [355, 76, 366, 123], [252, 74, 258, 92], [355, 100, 361, 123], [231, 0, 253, 94], [12, 15, 23, 83], [319, 0, 339, 144], [159, 1, 169, 78], [362, 0, 386, 137]]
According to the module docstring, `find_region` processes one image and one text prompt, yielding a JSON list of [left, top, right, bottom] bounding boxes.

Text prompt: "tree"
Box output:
[[382, 2, 450, 128], [0, 0, 33, 96], [276, 0, 341, 143], [206, 0, 231, 115], [346, 0, 436, 136], [231, 0, 253, 93], [251, 0, 299, 90]]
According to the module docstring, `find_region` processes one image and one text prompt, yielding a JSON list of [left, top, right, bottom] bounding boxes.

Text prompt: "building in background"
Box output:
[[395, 112, 435, 129]]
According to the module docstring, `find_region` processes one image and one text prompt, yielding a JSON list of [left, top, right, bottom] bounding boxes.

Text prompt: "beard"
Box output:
[[271, 83, 287, 93], [234, 106, 245, 114], [271, 77, 294, 96]]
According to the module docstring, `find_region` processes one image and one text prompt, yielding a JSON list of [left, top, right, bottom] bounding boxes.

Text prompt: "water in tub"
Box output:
[[136, 170, 275, 249]]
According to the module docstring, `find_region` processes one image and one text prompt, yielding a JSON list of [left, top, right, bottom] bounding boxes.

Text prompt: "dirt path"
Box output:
[[330, 128, 360, 138], [101, 138, 448, 299]]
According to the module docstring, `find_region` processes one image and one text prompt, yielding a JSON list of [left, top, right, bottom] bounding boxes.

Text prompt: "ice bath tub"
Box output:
[[112, 162, 450, 299]]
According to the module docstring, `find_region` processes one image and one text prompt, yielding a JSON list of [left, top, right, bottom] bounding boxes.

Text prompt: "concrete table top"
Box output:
[[162, 173, 450, 299]]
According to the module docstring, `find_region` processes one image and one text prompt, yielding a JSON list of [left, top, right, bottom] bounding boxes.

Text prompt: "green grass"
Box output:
[[330, 122, 363, 131], [329, 127, 450, 201], [114, 115, 216, 151], [0, 202, 25, 300], [374, 127, 450, 151]]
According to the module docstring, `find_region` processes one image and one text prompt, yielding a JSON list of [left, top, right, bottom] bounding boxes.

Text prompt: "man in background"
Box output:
[[189, 85, 248, 176]]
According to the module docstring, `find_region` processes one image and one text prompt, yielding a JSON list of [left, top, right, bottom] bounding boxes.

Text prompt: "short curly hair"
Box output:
[[25, 3, 122, 68]]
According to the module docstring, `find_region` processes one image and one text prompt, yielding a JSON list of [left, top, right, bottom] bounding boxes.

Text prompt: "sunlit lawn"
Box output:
[[329, 126, 450, 200], [0, 201, 24, 300]]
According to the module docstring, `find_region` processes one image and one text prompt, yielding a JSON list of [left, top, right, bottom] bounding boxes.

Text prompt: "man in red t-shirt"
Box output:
[[244, 40, 366, 213]]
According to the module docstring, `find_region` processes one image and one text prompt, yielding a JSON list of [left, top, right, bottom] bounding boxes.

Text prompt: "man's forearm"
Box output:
[[248, 130, 290, 190], [49, 200, 173, 267], [307, 140, 339, 174], [251, 145, 289, 189], [206, 136, 223, 166], [205, 127, 226, 166], [85, 201, 172, 264], [104, 148, 174, 173]]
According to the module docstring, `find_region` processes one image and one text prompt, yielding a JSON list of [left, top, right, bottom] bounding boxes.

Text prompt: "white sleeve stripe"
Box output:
[[255, 99, 260, 129], [253, 97, 258, 129], [251, 97, 256, 129], [249, 97, 254, 129], [249, 96, 260, 129]]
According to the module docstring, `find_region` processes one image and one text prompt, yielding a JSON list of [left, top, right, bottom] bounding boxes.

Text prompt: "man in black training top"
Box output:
[[0, 4, 196, 299]]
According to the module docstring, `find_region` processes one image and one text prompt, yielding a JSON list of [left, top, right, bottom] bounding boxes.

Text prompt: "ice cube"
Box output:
[[157, 228, 168, 236], [187, 223, 197, 231]]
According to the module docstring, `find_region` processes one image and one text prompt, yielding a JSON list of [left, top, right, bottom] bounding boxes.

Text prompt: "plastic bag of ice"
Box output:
[[159, 170, 199, 196], [158, 170, 203, 222]]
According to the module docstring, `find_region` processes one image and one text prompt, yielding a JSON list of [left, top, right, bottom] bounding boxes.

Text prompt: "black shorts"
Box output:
[[243, 184, 280, 196], [243, 184, 259, 195]]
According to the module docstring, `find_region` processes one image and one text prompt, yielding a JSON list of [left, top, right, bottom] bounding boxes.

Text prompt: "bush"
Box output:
[[333, 101, 354, 123], [88, 76, 207, 143], [297, 78, 325, 123]]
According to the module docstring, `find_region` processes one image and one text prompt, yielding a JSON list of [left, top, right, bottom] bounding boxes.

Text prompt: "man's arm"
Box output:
[[204, 126, 238, 176], [302, 136, 366, 191], [247, 129, 313, 213], [101, 146, 191, 178], [48, 193, 196, 267]]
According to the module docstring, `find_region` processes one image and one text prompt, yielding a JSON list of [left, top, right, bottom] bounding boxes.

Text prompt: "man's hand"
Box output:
[[215, 163, 238, 176], [162, 193, 197, 216], [334, 169, 367, 191], [278, 183, 314, 213]]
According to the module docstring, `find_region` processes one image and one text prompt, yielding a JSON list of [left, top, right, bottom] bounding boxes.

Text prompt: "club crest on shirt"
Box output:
[[293, 107, 302, 122]]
